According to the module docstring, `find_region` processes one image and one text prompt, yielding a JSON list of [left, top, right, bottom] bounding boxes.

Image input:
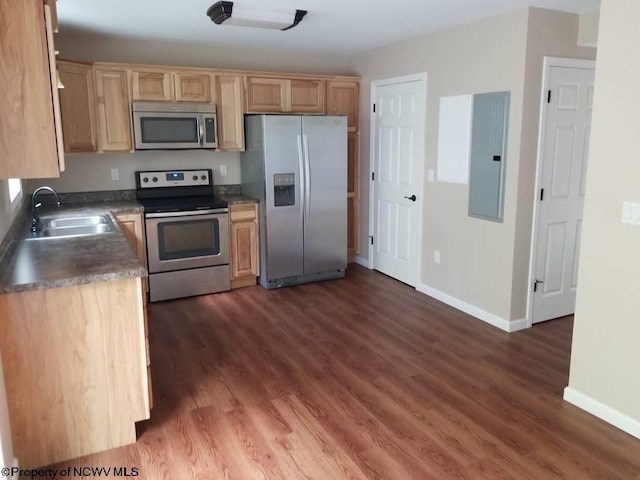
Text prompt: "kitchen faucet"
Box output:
[[31, 186, 62, 233]]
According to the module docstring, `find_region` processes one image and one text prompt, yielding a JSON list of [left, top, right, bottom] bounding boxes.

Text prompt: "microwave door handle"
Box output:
[[198, 118, 204, 146]]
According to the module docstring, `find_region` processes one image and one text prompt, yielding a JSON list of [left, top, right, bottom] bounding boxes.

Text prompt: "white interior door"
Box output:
[[372, 76, 425, 286], [532, 63, 595, 324]]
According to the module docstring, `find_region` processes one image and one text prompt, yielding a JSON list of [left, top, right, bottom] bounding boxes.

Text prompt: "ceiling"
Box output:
[[57, 0, 600, 56]]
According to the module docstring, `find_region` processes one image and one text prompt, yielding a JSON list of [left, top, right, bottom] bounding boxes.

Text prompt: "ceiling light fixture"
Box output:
[[206, 1, 307, 31]]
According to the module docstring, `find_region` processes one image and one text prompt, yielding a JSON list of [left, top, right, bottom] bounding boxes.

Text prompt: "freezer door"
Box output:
[[263, 116, 305, 280], [301, 116, 348, 274]]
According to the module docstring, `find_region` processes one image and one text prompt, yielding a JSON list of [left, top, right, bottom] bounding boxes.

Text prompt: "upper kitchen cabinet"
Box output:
[[290, 79, 326, 113], [245, 77, 288, 112], [245, 76, 326, 114], [58, 60, 98, 153], [0, 0, 64, 179], [327, 80, 360, 132], [174, 72, 213, 102], [95, 68, 132, 152], [131, 69, 213, 103], [217, 74, 245, 151], [131, 71, 172, 101]]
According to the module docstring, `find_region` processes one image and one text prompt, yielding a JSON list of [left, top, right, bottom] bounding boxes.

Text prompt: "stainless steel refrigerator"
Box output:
[[241, 115, 347, 289]]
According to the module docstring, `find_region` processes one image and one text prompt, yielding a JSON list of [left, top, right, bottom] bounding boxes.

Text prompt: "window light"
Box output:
[[8, 178, 21, 203]]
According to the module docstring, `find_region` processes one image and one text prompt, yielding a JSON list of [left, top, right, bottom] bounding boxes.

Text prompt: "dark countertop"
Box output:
[[218, 194, 259, 206], [0, 200, 146, 294]]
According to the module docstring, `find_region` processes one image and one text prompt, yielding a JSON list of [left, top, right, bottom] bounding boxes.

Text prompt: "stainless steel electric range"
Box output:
[[135, 169, 230, 302]]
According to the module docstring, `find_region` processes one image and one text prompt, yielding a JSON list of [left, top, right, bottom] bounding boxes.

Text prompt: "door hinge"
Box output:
[[540, 188, 545, 201], [371, 172, 375, 181], [369, 236, 374, 246], [373, 103, 376, 113], [533, 279, 544, 292], [547, 90, 552, 104]]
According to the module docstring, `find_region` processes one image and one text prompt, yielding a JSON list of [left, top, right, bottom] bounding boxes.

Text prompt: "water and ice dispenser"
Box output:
[[273, 173, 295, 207]]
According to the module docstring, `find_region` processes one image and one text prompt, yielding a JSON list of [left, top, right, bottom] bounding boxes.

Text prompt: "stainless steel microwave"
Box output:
[[132, 101, 217, 150]]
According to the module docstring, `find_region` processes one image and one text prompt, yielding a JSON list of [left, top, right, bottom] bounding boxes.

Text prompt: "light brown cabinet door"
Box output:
[[131, 71, 172, 101], [58, 61, 97, 153], [327, 80, 360, 132], [217, 75, 245, 151], [115, 213, 146, 265], [230, 204, 259, 289], [174, 73, 212, 102], [0, 0, 62, 179], [347, 132, 359, 195], [290, 79, 326, 113], [115, 212, 148, 294], [245, 77, 288, 112], [95, 69, 132, 152], [347, 196, 358, 263]]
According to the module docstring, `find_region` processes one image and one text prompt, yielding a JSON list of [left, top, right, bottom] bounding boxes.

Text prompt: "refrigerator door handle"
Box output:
[[303, 133, 311, 224], [296, 134, 305, 225]]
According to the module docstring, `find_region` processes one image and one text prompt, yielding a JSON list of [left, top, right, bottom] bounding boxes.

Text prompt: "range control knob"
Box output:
[[201, 175, 207, 181], [142, 177, 149, 183], [193, 175, 198, 181], [152, 176, 158, 183]]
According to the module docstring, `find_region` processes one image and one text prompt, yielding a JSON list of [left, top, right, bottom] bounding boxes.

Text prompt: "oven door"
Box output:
[[146, 210, 229, 273]]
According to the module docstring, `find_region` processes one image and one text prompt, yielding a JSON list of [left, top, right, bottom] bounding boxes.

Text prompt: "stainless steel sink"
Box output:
[[27, 214, 117, 240], [42, 215, 111, 229]]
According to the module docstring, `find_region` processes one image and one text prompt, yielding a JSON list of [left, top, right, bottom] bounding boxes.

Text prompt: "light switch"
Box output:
[[622, 201, 640, 225], [111, 168, 119, 181], [427, 169, 435, 183], [220, 165, 228, 177]]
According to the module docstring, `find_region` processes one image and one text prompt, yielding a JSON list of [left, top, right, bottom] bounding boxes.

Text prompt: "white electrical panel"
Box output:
[[622, 201, 640, 225]]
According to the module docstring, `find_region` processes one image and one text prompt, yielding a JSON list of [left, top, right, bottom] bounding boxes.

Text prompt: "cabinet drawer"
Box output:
[[230, 204, 258, 222]]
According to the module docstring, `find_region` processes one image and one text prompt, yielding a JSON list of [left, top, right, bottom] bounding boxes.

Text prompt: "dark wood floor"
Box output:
[[44, 266, 640, 479]]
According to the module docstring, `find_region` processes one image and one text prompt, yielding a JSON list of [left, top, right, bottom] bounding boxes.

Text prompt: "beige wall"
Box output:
[[351, 9, 530, 321], [578, 10, 600, 47], [350, 8, 595, 323], [25, 150, 241, 194], [567, 0, 640, 430], [56, 32, 352, 75]]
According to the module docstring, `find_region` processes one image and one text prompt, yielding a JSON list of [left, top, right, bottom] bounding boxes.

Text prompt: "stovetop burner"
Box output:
[[137, 195, 227, 213], [135, 168, 227, 213]]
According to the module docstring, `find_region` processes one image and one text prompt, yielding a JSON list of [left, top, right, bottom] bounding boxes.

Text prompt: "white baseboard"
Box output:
[[354, 255, 371, 269], [564, 387, 640, 440], [416, 283, 528, 333]]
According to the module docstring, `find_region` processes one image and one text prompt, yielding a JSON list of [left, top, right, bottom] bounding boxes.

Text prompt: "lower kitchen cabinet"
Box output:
[[230, 203, 260, 289], [115, 212, 148, 292], [0, 277, 150, 469], [116, 212, 151, 408]]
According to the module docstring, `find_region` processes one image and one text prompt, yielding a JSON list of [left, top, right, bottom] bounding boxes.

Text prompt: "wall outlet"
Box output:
[[220, 165, 228, 177], [111, 168, 119, 181], [433, 250, 441, 264], [427, 169, 435, 183]]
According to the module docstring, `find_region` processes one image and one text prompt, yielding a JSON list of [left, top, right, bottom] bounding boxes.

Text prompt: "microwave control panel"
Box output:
[[138, 169, 211, 188]]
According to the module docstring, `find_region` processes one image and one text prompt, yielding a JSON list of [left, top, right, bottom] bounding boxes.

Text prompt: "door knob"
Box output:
[[404, 194, 417, 202]]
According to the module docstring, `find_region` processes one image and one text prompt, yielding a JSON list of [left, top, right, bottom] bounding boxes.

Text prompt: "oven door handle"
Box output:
[[145, 208, 228, 218]]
